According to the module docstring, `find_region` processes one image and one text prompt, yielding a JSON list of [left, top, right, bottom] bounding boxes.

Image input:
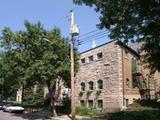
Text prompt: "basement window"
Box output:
[[80, 100, 85, 106], [125, 99, 129, 107], [88, 100, 93, 109], [97, 100, 103, 109]]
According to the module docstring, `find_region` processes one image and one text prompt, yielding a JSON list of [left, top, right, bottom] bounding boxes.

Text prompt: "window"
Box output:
[[97, 80, 103, 90], [80, 82, 85, 91], [125, 50, 129, 58], [81, 58, 85, 63], [88, 81, 94, 90], [125, 99, 129, 107], [97, 100, 103, 109], [80, 100, 85, 106], [97, 52, 103, 59], [88, 55, 94, 62], [88, 100, 93, 109], [133, 78, 138, 88], [126, 78, 130, 88]]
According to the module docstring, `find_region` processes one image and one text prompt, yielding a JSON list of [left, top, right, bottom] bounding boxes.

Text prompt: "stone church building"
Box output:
[[75, 40, 160, 112]]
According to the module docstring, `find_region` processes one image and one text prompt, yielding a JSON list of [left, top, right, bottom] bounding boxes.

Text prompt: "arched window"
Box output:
[[80, 82, 85, 91], [97, 80, 103, 90], [88, 81, 94, 90]]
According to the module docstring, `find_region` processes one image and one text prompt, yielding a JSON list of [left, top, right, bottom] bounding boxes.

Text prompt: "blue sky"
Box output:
[[0, 0, 109, 52]]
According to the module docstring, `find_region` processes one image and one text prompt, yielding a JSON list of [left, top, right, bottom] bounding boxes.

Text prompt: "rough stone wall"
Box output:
[[122, 46, 159, 105], [130, 42, 160, 100], [121, 48, 142, 105], [75, 41, 123, 112]]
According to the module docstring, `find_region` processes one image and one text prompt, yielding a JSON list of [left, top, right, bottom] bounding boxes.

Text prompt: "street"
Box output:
[[0, 110, 51, 120], [0, 110, 74, 120], [0, 110, 26, 120]]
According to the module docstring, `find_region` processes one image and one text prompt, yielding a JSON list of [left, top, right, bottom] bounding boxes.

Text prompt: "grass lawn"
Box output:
[[76, 100, 160, 120], [106, 110, 160, 120]]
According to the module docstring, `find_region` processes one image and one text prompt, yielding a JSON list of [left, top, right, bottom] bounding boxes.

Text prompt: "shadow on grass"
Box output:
[[135, 100, 160, 108], [10, 110, 52, 120], [102, 109, 160, 120]]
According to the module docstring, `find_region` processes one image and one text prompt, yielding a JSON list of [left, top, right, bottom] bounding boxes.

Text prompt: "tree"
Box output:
[[0, 52, 18, 100], [0, 21, 78, 116], [73, 0, 160, 72]]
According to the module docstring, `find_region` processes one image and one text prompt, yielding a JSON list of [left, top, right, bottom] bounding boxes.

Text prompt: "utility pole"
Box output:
[[70, 10, 75, 120], [70, 10, 79, 120]]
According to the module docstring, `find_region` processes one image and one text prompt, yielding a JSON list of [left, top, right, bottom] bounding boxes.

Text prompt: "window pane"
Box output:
[[97, 52, 103, 59], [80, 100, 85, 106], [126, 99, 129, 107], [80, 82, 85, 91], [97, 100, 103, 109], [88, 56, 93, 62], [81, 58, 85, 63], [88, 100, 93, 108], [97, 80, 103, 89], [88, 81, 94, 90], [126, 78, 130, 88]]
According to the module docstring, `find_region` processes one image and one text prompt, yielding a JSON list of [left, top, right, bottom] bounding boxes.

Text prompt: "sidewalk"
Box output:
[[51, 115, 105, 120], [51, 115, 71, 120]]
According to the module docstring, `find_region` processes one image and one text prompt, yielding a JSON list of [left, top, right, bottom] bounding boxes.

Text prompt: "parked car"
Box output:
[[0, 103, 3, 110], [157, 99, 160, 102], [3, 104, 11, 111], [3, 105, 24, 113]]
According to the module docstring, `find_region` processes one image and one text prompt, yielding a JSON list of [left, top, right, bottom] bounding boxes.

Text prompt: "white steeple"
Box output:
[[92, 40, 96, 48]]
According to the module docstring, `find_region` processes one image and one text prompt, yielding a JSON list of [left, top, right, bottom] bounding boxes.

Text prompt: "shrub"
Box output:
[[76, 106, 96, 117]]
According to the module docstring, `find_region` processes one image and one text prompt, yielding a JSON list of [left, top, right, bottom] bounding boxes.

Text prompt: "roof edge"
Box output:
[[80, 40, 117, 54], [79, 40, 140, 58], [116, 41, 140, 57]]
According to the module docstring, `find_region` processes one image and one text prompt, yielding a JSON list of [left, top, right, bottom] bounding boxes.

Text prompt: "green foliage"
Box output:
[[56, 99, 71, 114], [105, 100, 160, 120], [73, 0, 160, 72], [0, 20, 79, 114], [23, 84, 44, 108], [106, 110, 160, 120], [76, 106, 96, 117]]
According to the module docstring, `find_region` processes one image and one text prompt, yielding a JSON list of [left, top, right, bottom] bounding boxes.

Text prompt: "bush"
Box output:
[[22, 101, 44, 109], [56, 99, 71, 114], [76, 106, 96, 117]]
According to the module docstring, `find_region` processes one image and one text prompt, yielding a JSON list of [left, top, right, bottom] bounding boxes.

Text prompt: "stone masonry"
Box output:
[[75, 41, 123, 112], [75, 40, 160, 112]]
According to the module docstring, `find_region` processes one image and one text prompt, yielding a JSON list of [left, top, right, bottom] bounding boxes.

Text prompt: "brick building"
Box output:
[[75, 40, 160, 112]]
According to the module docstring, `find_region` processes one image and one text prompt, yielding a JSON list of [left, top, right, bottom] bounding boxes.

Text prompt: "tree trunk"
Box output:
[[50, 95, 57, 117], [47, 81, 57, 117]]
